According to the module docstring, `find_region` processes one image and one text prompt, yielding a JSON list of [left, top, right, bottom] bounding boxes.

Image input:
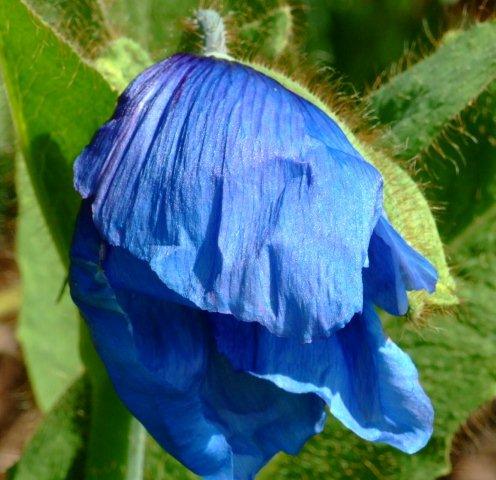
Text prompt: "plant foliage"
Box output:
[[0, 0, 494, 478]]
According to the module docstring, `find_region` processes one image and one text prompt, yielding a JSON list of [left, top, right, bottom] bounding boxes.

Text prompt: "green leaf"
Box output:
[[0, 82, 14, 153], [237, 5, 294, 60], [0, 0, 117, 258], [369, 21, 496, 160], [369, 24, 496, 243], [8, 375, 90, 480], [419, 81, 496, 242], [16, 156, 82, 412], [22, 0, 111, 58], [144, 437, 197, 480], [367, 23, 496, 242]]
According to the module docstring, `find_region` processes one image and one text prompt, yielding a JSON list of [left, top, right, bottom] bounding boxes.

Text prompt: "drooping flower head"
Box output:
[[70, 12, 437, 479]]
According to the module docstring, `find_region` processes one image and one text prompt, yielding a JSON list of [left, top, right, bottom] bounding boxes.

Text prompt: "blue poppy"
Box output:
[[70, 53, 437, 479]]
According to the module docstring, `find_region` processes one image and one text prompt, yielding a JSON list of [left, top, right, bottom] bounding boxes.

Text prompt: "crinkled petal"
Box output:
[[74, 53, 383, 341], [375, 216, 438, 293], [212, 304, 434, 454], [363, 223, 409, 315], [364, 215, 438, 315], [69, 204, 326, 480]]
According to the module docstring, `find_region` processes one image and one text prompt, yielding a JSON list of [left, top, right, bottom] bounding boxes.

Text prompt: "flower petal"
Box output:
[[363, 223, 409, 315], [363, 215, 438, 315], [74, 53, 383, 341], [212, 304, 434, 454], [375, 216, 438, 293], [69, 204, 326, 479]]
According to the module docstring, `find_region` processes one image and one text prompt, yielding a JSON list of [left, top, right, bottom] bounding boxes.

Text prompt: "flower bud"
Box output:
[[70, 49, 437, 479]]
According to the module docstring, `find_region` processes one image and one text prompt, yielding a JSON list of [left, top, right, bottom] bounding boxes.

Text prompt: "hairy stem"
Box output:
[[197, 9, 228, 56]]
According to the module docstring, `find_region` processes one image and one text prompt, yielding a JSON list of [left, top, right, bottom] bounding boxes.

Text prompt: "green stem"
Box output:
[[126, 419, 146, 480]]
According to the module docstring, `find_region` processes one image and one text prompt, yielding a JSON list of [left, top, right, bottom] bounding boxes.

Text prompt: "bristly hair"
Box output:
[[446, 0, 496, 24]]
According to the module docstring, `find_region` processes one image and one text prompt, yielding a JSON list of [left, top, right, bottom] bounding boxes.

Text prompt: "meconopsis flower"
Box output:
[[69, 39, 438, 479]]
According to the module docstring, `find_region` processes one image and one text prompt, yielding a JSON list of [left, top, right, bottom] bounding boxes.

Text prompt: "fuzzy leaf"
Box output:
[[22, 0, 110, 58], [417, 81, 496, 242], [0, 0, 113, 410], [24, 0, 111, 58], [237, 5, 293, 59], [369, 23, 496, 243], [0, 0, 117, 258], [369, 21, 496, 159], [7, 376, 90, 480]]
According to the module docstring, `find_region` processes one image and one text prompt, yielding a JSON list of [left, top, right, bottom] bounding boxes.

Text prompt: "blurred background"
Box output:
[[0, 0, 495, 479]]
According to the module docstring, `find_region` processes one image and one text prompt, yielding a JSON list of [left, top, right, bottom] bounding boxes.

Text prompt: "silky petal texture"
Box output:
[[364, 215, 438, 316], [69, 205, 326, 480], [374, 215, 438, 293], [74, 53, 384, 341], [212, 305, 434, 454]]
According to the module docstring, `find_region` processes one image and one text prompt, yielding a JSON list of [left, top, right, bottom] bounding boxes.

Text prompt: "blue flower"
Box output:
[[70, 53, 437, 479]]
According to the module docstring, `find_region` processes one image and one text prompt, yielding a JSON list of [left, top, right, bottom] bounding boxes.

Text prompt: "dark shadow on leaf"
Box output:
[[28, 134, 80, 260]]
